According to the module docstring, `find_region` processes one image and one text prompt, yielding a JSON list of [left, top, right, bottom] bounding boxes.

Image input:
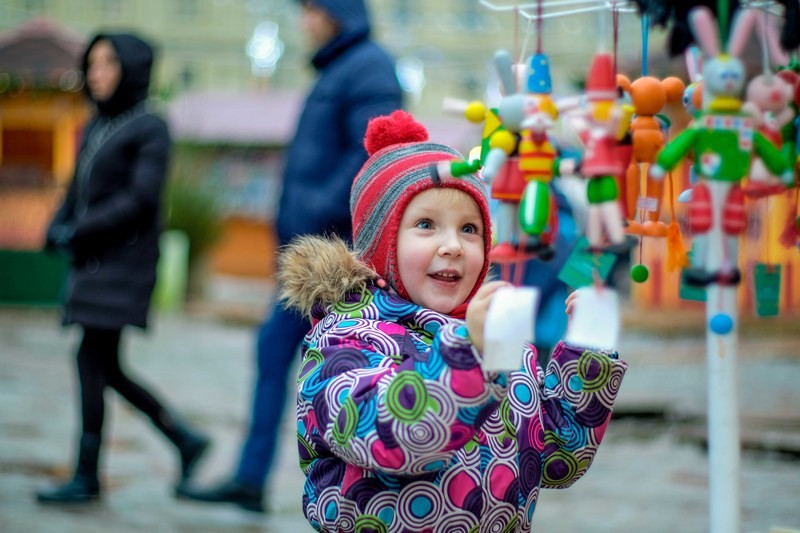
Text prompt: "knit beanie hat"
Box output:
[[350, 110, 492, 304]]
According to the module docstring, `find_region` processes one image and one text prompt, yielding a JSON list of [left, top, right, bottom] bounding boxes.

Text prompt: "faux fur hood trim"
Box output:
[[277, 235, 378, 317]]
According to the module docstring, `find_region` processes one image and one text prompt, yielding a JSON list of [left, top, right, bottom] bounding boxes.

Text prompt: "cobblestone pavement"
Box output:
[[1, 304, 799, 533]]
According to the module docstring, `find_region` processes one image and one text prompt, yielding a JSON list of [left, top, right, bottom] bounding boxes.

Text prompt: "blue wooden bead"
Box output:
[[709, 313, 734, 335]]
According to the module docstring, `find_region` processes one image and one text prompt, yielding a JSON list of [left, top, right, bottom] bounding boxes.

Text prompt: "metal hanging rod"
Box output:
[[479, 0, 637, 20], [741, 1, 787, 16], [480, 0, 788, 19]]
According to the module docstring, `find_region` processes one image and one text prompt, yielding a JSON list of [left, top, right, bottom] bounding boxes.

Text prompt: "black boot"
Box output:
[[36, 433, 101, 504], [153, 410, 210, 482], [175, 478, 264, 513]]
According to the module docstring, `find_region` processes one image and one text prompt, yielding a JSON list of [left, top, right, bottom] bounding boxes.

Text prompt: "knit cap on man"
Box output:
[[350, 110, 492, 303]]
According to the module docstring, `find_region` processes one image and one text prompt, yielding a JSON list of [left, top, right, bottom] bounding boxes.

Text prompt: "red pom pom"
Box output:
[[364, 110, 429, 156]]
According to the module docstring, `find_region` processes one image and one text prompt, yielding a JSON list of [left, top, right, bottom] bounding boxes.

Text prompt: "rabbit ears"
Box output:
[[688, 7, 721, 57], [689, 6, 788, 66]]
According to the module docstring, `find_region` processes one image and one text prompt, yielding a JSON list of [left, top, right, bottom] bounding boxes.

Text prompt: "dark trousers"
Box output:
[[77, 327, 167, 435], [234, 301, 309, 487]]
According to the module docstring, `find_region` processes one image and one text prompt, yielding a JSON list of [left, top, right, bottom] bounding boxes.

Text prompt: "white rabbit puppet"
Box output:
[[650, 6, 794, 287]]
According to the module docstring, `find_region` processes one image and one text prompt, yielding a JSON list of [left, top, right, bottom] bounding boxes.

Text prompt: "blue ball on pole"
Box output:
[[709, 313, 734, 335]]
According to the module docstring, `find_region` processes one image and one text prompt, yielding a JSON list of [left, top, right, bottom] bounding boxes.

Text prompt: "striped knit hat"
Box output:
[[350, 110, 492, 303]]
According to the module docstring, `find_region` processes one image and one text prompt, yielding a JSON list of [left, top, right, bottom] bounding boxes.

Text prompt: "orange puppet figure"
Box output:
[[623, 76, 685, 237]]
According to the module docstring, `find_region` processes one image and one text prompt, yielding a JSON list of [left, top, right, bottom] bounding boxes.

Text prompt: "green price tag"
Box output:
[[753, 263, 781, 317], [558, 236, 616, 289]]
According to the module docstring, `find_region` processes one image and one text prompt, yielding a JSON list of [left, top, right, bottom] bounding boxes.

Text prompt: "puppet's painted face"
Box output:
[[396, 188, 485, 314], [747, 74, 793, 114], [86, 39, 121, 102], [703, 55, 745, 101], [521, 95, 557, 133], [683, 82, 703, 116]]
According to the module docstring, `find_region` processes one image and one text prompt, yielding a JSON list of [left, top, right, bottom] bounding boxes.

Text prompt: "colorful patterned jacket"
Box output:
[[278, 236, 628, 532]]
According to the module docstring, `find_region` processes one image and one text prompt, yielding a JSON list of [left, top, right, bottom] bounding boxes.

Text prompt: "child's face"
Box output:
[[396, 188, 485, 314]]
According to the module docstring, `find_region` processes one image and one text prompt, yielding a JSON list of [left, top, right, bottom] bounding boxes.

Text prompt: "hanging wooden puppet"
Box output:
[[650, 6, 794, 287], [737, 8, 797, 199], [478, 50, 575, 262], [621, 75, 685, 235], [576, 51, 638, 254]]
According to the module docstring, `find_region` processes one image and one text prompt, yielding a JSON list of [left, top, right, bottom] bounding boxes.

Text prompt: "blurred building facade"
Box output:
[[0, 0, 664, 115]]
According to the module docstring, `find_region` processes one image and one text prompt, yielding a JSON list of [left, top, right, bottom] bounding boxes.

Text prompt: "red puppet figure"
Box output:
[[577, 52, 637, 254]]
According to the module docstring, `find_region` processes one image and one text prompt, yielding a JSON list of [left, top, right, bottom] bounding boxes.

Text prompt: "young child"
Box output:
[[278, 110, 627, 532]]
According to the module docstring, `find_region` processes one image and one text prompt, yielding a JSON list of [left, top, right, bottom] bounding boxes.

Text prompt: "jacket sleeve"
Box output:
[[534, 341, 627, 488], [297, 320, 508, 476], [47, 173, 79, 231], [71, 117, 170, 245]]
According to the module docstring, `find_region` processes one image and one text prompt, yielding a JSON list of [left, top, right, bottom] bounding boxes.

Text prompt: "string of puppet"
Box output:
[[514, 3, 533, 288], [497, 2, 540, 287], [500, 3, 524, 286], [717, 0, 730, 346], [761, 7, 774, 272], [593, 2, 622, 291], [509, 0, 554, 287]]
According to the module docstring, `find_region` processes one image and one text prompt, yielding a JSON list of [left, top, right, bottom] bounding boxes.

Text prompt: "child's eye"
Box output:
[[462, 223, 479, 234], [415, 219, 433, 230]]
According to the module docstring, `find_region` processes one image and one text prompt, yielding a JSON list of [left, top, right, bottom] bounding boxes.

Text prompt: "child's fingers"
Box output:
[[565, 291, 578, 317], [474, 280, 511, 302]]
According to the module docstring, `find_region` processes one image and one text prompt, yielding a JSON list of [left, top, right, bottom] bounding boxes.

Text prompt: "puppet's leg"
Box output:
[[535, 195, 559, 261], [683, 181, 715, 286], [589, 175, 637, 254], [586, 203, 604, 251], [490, 201, 520, 262], [495, 201, 516, 246], [623, 161, 639, 222], [600, 200, 637, 254], [684, 181, 739, 286], [719, 183, 745, 285], [519, 180, 550, 253], [586, 176, 613, 251]]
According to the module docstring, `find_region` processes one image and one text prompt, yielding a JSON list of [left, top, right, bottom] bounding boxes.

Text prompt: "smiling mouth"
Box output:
[[429, 272, 461, 282]]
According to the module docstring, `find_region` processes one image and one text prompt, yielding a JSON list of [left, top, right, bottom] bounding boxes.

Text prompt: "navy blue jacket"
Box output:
[[276, 0, 403, 245]]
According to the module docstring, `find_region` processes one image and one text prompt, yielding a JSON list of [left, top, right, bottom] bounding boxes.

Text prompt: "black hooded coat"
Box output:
[[46, 33, 170, 329]]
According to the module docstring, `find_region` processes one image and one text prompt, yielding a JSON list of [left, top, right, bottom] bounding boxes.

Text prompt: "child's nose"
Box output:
[[438, 233, 464, 256]]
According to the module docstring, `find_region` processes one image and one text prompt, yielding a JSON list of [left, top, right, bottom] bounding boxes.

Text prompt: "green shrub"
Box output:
[[163, 174, 223, 267]]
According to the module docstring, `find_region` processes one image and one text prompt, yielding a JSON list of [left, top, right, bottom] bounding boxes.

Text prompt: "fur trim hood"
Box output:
[[277, 235, 377, 317]]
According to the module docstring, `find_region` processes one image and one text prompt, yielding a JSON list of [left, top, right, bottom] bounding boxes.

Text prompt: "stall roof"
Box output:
[[167, 89, 304, 146], [0, 17, 85, 83], [167, 89, 481, 151]]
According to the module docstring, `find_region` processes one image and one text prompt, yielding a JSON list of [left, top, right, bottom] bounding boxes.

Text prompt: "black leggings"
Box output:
[[76, 327, 167, 435]]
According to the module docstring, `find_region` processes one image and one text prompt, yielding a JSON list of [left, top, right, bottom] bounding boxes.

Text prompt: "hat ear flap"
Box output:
[[688, 6, 721, 58]]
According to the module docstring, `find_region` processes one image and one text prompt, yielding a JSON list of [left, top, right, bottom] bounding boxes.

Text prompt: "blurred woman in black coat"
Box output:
[[36, 32, 209, 504]]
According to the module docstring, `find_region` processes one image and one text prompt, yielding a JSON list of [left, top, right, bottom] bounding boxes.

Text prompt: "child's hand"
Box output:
[[565, 290, 579, 318], [465, 280, 511, 353]]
